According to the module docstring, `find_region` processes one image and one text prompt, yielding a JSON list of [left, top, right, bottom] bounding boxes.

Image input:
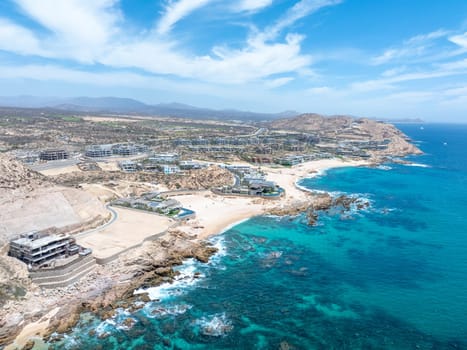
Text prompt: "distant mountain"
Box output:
[[0, 96, 300, 121], [61, 96, 148, 111]]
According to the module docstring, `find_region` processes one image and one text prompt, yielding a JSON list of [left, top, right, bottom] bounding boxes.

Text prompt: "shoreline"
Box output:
[[174, 158, 370, 240], [3, 158, 369, 349]]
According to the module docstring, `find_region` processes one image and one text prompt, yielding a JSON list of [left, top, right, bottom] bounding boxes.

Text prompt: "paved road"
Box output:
[[74, 205, 118, 238]]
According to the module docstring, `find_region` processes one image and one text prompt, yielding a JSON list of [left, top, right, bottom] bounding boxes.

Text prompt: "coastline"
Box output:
[[174, 158, 369, 240], [3, 158, 369, 349]]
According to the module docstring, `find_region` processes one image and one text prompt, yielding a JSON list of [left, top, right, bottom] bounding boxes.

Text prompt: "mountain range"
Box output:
[[0, 96, 299, 121]]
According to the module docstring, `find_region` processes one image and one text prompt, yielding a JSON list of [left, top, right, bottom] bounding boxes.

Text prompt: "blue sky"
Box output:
[[1, 0, 467, 121]]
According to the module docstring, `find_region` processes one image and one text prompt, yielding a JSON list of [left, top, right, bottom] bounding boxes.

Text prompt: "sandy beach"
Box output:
[[174, 158, 369, 239]]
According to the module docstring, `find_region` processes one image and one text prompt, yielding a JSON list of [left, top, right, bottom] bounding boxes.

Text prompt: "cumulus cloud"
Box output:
[[14, 0, 120, 62]]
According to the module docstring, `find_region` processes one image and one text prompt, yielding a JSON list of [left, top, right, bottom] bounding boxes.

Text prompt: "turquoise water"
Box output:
[[49, 124, 467, 349]]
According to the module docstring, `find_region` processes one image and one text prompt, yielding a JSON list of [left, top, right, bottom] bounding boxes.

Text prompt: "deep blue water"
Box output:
[[49, 124, 467, 349]]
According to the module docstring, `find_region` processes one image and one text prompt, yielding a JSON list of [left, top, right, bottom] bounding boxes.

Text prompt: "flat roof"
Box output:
[[11, 234, 70, 250]]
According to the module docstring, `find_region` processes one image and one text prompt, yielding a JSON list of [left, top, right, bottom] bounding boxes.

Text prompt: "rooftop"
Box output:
[[11, 232, 70, 250]]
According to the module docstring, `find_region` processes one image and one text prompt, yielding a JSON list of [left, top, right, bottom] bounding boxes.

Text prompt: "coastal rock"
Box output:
[[307, 210, 319, 226], [333, 195, 357, 210], [138, 294, 151, 303], [21, 339, 35, 350], [192, 246, 218, 263], [47, 306, 81, 335], [154, 266, 174, 277], [122, 318, 136, 329], [312, 193, 333, 211]]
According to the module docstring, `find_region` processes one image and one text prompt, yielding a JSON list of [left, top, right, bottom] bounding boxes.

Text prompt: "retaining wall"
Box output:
[[29, 255, 97, 289]]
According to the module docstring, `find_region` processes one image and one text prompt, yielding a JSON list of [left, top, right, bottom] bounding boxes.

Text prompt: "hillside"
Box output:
[[268, 113, 422, 158], [0, 154, 48, 192], [0, 154, 107, 244]]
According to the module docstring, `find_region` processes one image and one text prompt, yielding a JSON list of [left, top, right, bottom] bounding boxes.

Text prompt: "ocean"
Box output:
[[48, 124, 467, 349]]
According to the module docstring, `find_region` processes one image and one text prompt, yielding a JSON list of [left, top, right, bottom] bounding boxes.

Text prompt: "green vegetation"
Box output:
[[59, 115, 83, 122]]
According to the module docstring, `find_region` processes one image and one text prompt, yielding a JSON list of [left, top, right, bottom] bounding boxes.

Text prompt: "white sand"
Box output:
[[264, 158, 369, 202], [175, 191, 268, 239], [176, 158, 369, 239]]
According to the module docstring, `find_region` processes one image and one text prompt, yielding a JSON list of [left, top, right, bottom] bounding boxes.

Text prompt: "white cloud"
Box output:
[[351, 63, 467, 94], [381, 66, 407, 77], [0, 0, 341, 87], [449, 32, 467, 49], [0, 64, 149, 86], [258, 0, 342, 42], [156, 0, 212, 35], [307, 86, 333, 94], [372, 29, 450, 65], [14, 0, 120, 62], [265, 77, 294, 88], [443, 86, 467, 96], [235, 0, 273, 12], [100, 30, 311, 84], [0, 19, 44, 56]]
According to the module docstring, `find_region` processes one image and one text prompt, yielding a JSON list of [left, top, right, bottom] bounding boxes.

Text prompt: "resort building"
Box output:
[[39, 149, 69, 161], [112, 143, 148, 156], [162, 165, 180, 175], [119, 160, 138, 172], [179, 161, 206, 170], [149, 153, 179, 163], [9, 231, 80, 268], [276, 155, 306, 166], [85, 144, 113, 158], [85, 143, 148, 158]]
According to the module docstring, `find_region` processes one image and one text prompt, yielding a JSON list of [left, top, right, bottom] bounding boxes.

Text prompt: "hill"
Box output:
[[268, 113, 422, 158]]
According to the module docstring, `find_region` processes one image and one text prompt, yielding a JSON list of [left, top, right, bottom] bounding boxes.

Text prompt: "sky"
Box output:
[[1, 0, 467, 122]]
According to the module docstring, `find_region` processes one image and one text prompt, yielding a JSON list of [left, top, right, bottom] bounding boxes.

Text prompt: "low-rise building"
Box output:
[[85, 143, 148, 158], [149, 153, 179, 163], [112, 143, 148, 156], [85, 144, 113, 158], [119, 160, 138, 172], [179, 161, 206, 170]]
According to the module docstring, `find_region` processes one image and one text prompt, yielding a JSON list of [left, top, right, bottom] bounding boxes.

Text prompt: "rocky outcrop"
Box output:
[[41, 231, 218, 342], [266, 192, 369, 226]]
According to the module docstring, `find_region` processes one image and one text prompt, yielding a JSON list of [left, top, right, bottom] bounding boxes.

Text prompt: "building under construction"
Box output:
[[9, 231, 82, 268], [39, 149, 69, 161]]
